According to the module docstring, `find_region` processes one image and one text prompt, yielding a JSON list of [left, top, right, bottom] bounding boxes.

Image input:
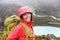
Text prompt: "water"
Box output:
[[33, 26, 60, 37]]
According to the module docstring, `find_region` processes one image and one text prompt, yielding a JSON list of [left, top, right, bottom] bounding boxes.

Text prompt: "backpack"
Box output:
[[2, 15, 30, 40]]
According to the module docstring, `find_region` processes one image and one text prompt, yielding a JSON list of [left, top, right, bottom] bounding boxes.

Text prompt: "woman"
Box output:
[[6, 6, 34, 40]]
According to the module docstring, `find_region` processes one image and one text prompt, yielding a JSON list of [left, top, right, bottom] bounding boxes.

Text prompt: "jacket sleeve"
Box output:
[[6, 24, 22, 40]]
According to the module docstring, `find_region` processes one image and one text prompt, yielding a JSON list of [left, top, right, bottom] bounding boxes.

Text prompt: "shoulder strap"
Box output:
[[20, 22, 30, 40]]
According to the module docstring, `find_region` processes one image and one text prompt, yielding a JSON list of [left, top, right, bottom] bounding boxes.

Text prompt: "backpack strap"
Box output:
[[20, 22, 30, 40]]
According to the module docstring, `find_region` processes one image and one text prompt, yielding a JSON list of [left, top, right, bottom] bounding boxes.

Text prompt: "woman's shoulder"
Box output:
[[16, 24, 23, 29]]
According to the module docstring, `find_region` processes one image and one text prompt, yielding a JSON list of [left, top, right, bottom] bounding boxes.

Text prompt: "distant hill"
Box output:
[[0, 4, 21, 19], [0, 4, 21, 31]]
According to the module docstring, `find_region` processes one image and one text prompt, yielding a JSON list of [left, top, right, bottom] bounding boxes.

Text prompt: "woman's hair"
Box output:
[[20, 13, 32, 21]]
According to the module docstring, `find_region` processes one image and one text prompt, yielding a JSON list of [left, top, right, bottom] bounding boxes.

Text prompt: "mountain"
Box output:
[[0, 4, 21, 31]]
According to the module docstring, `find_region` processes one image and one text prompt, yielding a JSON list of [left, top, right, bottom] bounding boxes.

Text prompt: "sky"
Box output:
[[0, 0, 60, 8], [0, 0, 60, 16], [33, 26, 60, 37]]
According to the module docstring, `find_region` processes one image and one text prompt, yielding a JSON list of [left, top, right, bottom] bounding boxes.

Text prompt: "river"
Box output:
[[33, 26, 60, 37]]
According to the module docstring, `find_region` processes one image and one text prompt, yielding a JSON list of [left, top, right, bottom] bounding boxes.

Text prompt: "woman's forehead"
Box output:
[[25, 12, 32, 14], [23, 12, 32, 15]]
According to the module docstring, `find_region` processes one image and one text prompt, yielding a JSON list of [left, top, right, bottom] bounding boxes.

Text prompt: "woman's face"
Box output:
[[23, 12, 32, 22]]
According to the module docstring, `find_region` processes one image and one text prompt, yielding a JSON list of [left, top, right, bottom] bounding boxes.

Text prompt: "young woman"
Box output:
[[6, 6, 34, 40]]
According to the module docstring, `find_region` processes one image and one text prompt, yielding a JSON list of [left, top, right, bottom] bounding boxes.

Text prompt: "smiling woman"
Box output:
[[6, 6, 35, 40]]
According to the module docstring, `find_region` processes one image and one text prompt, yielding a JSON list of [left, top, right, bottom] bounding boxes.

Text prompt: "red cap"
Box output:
[[18, 6, 32, 17]]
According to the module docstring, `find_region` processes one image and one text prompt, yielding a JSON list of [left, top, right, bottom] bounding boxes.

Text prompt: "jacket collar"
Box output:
[[20, 19, 33, 27]]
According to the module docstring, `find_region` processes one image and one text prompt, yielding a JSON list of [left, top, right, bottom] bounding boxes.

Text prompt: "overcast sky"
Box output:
[[0, 0, 60, 16], [0, 0, 60, 8]]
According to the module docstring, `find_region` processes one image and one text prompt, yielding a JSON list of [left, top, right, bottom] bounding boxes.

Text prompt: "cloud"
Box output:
[[0, 0, 60, 16]]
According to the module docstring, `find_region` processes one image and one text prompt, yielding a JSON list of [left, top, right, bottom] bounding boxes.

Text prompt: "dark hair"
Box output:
[[20, 13, 32, 21], [20, 14, 24, 19]]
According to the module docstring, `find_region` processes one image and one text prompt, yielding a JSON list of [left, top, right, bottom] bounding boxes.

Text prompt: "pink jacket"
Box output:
[[6, 6, 34, 40]]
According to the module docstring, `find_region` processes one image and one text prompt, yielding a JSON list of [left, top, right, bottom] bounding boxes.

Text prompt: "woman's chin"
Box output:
[[25, 19, 30, 22]]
